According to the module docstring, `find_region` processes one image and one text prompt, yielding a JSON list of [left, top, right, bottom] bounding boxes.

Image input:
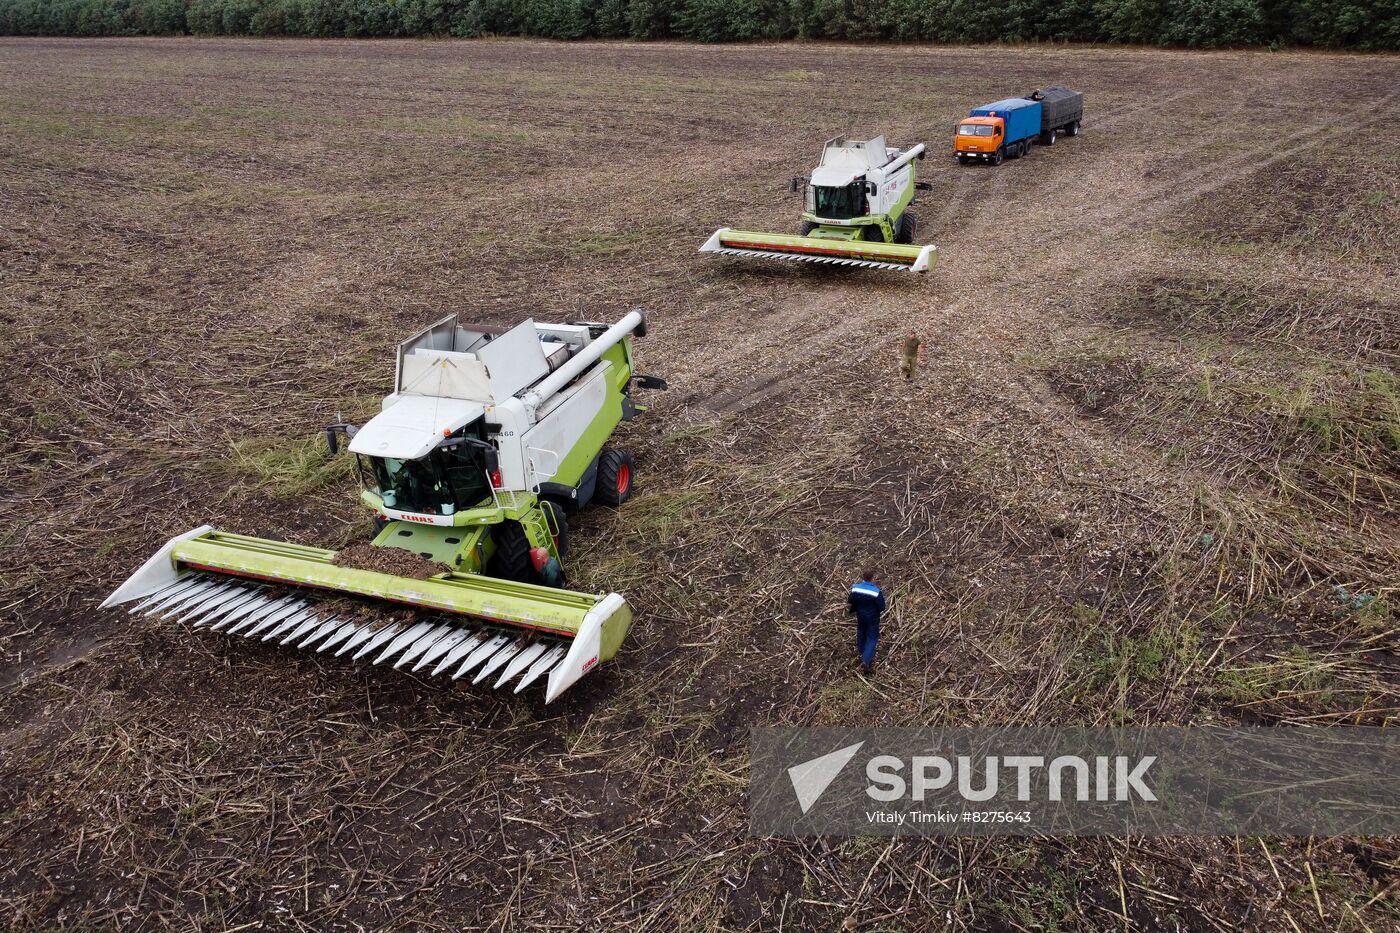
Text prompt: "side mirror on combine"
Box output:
[[324, 423, 358, 456], [458, 437, 500, 475]]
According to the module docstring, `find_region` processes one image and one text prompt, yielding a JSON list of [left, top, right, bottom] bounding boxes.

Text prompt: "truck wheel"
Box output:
[[895, 213, 915, 245], [541, 499, 570, 558], [487, 520, 534, 583], [800, 221, 817, 236], [1067, 121, 1080, 137], [992, 148, 1004, 166], [596, 448, 634, 507]]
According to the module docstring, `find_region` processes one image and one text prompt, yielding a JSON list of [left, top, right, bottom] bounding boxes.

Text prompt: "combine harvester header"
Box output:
[[702, 135, 937, 273], [104, 311, 665, 703]]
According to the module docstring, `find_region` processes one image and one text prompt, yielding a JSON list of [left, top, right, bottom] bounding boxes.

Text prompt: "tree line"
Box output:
[[2, 0, 1396, 49]]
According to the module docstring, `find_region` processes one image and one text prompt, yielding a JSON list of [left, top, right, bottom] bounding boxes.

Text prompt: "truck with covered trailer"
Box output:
[[954, 87, 1084, 165]]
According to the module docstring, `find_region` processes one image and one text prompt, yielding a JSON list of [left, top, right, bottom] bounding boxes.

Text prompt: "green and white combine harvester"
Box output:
[[701, 135, 937, 273], [104, 311, 664, 702]]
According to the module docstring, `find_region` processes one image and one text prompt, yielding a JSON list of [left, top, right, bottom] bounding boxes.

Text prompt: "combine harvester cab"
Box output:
[[103, 311, 666, 703], [701, 135, 937, 273]]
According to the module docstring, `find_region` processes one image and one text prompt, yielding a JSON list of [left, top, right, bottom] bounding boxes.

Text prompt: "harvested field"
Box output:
[[1, 37, 1398, 930]]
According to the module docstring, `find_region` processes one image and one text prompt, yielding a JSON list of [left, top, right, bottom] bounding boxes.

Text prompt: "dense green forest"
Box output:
[[1, 0, 1397, 48]]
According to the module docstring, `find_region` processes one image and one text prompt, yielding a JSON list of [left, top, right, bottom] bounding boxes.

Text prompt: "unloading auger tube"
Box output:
[[103, 310, 661, 703]]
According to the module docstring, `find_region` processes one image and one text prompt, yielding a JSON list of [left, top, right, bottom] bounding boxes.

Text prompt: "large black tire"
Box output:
[[595, 447, 635, 507], [800, 221, 817, 235], [486, 520, 534, 583], [541, 499, 569, 558], [895, 212, 915, 245]]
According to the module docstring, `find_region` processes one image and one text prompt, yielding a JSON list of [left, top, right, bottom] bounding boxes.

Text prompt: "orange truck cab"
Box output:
[[955, 117, 1004, 160]]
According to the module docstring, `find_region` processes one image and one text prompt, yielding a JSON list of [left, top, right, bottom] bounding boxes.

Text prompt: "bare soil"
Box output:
[[0, 37, 1397, 931]]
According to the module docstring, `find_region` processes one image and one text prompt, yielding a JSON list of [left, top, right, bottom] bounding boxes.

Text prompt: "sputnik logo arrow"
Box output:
[[787, 742, 864, 814]]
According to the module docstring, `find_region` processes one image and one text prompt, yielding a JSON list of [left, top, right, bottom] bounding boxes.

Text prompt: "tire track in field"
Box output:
[[930, 171, 971, 230], [1095, 89, 1400, 234], [692, 285, 912, 413], [936, 157, 1022, 232], [1089, 87, 1201, 131]]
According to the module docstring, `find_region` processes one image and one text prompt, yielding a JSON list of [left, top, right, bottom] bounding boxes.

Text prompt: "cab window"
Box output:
[[811, 181, 866, 220]]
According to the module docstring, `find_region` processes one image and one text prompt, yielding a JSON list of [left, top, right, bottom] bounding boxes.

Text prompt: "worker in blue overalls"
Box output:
[[847, 571, 886, 674]]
